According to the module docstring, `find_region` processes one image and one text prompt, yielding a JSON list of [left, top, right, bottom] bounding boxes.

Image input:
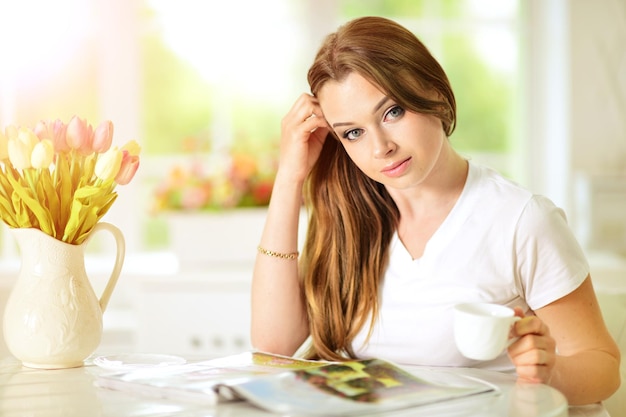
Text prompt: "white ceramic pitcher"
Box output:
[[2, 222, 125, 369]]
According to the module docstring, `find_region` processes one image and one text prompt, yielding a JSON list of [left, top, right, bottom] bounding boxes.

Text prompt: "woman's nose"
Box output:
[[372, 131, 396, 158]]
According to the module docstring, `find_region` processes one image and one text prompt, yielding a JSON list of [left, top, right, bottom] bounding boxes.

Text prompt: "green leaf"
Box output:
[[62, 199, 84, 243], [7, 175, 53, 235], [96, 192, 118, 217], [56, 155, 73, 234], [40, 169, 61, 238], [74, 206, 99, 245], [34, 170, 58, 237], [74, 185, 103, 199], [11, 193, 32, 228]]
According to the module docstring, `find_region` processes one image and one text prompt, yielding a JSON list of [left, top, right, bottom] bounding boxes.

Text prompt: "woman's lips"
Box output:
[[381, 157, 411, 177]]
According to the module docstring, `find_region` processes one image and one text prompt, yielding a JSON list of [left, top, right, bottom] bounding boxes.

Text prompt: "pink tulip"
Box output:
[[34, 119, 69, 153], [66, 116, 93, 155], [33, 121, 48, 139], [92, 120, 114, 153], [115, 150, 140, 185]]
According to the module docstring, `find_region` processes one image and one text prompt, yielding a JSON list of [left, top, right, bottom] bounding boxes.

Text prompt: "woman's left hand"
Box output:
[[507, 308, 557, 384]]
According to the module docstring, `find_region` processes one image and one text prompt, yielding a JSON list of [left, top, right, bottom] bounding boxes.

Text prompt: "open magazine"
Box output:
[[95, 351, 496, 416]]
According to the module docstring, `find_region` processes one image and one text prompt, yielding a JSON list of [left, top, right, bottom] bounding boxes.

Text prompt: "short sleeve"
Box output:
[[514, 195, 589, 309]]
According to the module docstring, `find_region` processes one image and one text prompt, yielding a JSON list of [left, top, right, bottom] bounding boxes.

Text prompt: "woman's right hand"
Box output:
[[278, 93, 330, 183]]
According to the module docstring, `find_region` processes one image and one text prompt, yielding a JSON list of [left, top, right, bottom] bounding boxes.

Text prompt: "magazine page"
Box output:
[[95, 351, 329, 405], [226, 358, 496, 416]]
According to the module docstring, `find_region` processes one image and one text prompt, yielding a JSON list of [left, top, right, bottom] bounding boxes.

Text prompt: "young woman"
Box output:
[[251, 16, 620, 405]]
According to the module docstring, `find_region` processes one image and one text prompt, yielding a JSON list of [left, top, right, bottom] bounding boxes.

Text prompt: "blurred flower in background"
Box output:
[[152, 149, 276, 212]]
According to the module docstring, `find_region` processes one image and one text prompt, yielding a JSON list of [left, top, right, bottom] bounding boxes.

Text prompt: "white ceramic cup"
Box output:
[[454, 302, 520, 361]]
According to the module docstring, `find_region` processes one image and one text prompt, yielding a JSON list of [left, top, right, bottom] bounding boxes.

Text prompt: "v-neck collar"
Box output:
[[393, 161, 479, 264]]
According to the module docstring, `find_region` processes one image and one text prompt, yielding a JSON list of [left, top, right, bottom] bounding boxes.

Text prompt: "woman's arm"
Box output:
[[250, 175, 309, 355], [250, 94, 328, 355], [508, 275, 621, 405]]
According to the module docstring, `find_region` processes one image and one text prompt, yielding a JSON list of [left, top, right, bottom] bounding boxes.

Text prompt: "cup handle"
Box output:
[[84, 222, 126, 312]]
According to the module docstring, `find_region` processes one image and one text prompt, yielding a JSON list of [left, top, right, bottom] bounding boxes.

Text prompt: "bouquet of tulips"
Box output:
[[0, 116, 140, 245]]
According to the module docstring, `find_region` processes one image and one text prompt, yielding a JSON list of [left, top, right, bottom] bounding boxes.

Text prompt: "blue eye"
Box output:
[[343, 128, 363, 141], [385, 105, 405, 121]]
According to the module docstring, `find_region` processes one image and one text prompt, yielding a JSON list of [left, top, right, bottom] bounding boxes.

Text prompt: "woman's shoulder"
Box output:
[[466, 162, 534, 204], [464, 162, 565, 224]]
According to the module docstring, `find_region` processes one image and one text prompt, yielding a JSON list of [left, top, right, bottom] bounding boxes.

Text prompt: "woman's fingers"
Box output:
[[284, 94, 322, 124], [282, 95, 326, 140], [513, 315, 550, 338], [277, 94, 330, 181], [508, 316, 556, 384]]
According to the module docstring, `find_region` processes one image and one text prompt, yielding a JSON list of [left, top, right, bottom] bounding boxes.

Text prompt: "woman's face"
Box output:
[[317, 72, 447, 191]]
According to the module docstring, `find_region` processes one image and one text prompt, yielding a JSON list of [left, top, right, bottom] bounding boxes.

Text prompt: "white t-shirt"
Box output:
[[351, 162, 589, 371]]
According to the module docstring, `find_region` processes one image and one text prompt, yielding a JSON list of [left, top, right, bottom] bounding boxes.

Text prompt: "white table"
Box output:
[[0, 355, 610, 417]]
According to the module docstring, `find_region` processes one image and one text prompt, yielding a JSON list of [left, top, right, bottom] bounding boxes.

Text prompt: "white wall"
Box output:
[[569, 0, 626, 255], [524, 0, 626, 255], [570, 0, 626, 176]]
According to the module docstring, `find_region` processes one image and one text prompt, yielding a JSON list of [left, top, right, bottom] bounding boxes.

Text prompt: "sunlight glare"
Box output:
[[0, 0, 88, 79], [147, 0, 301, 101], [468, 0, 517, 19], [466, 0, 518, 73], [474, 28, 517, 73]]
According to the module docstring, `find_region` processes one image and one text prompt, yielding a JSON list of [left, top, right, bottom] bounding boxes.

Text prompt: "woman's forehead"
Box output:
[[318, 73, 388, 120]]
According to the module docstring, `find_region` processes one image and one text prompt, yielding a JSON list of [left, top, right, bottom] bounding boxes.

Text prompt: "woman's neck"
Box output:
[[391, 149, 469, 260], [390, 147, 469, 218]]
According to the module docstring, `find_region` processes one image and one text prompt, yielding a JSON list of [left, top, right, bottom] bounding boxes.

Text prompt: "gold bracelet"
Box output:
[[257, 246, 299, 260]]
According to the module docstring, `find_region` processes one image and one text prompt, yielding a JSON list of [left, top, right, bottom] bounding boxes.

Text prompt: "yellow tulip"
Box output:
[[8, 127, 42, 170], [94, 147, 122, 181], [121, 139, 141, 156], [4, 125, 18, 140], [31, 139, 55, 169], [7, 140, 31, 169], [18, 127, 39, 149]]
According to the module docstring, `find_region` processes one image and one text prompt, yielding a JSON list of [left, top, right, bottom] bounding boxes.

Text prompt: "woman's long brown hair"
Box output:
[[301, 16, 456, 360]]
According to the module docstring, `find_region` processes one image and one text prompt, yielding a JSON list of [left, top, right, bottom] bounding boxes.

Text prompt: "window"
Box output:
[[0, 0, 525, 254]]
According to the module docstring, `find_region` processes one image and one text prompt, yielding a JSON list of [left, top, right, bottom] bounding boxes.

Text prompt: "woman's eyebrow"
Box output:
[[373, 96, 390, 113], [332, 121, 352, 128], [331, 97, 391, 129]]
